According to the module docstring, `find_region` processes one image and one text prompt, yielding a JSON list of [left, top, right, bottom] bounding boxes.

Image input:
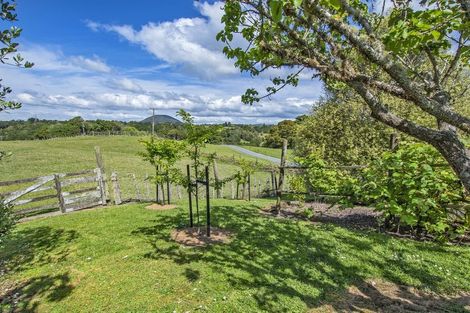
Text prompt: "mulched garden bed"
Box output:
[[171, 227, 233, 247], [261, 202, 381, 230], [261, 202, 470, 244]]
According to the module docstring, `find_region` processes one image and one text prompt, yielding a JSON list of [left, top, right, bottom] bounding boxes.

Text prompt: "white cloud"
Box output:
[[107, 78, 143, 93], [19, 45, 111, 74], [69, 55, 111, 73], [87, 1, 237, 80]]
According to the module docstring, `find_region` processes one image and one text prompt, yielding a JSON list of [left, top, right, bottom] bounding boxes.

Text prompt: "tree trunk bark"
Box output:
[[432, 132, 470, 194]]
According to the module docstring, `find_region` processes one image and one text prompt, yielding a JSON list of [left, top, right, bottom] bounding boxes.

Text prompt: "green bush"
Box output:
[[299, 153, 356, 196], [0, 200, 17, 245], [355, 142, 468, 240]]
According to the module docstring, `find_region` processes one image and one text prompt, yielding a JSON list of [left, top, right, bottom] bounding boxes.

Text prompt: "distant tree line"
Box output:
[[0, 116, 275, 146]]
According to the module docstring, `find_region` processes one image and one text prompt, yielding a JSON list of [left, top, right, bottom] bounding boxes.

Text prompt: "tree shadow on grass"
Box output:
[[0, 273, 73, 313], [132, 204, 470, 312], [0, 226, 78, 312]]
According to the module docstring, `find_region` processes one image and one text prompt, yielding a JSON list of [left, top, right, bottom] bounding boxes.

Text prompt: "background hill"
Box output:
[[140, 115, 182, 124]]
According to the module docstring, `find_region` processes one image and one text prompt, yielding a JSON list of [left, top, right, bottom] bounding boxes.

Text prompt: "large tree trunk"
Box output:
[[432, 132, 470, 194]]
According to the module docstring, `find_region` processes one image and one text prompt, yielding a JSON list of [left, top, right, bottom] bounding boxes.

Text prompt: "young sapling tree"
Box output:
[[139, 137, 186, 204]]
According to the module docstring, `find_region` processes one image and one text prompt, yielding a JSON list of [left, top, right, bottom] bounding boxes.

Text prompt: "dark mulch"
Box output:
[[261, 202, 381, 231], [261, 202, 470, 244]]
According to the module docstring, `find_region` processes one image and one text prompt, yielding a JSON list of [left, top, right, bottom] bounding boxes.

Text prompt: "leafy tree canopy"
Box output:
[[218, 0, 470, 192], [0, 0, 33, 112]]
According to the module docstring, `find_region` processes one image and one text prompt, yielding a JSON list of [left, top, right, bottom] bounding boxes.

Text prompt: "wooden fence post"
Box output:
[[276, 139, 288, 213], [177, 185, 182, 200], [111, 172, 122, 205], [231, 181, 235, 199], [144, 173, 151, 200], [94, 146, 108, 201], [271, 171, 276, 197], [248, 174, 251, 201], [96, 167, 107, 205], [213, 159, 221, 198], [131, 173, 142, 201], [54, 174, 66, 213], [390, 133, 399, 151]]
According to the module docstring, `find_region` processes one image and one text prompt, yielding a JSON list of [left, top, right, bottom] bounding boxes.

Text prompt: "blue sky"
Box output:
[[2, 0, 322, 123]]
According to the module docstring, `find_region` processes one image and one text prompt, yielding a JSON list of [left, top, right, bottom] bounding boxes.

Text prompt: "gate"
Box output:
[[0, 168, 107, 216]]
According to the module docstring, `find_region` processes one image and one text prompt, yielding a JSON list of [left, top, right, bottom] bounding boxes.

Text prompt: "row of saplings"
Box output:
[[289, 142, 470, 243], [139, 109, 262, 206]]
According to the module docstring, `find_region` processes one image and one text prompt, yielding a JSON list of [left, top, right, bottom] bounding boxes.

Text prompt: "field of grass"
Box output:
[[241, 145, 295, 160], [0, 136, 271, 181], [0, 136, 276, 207], [1, 199, 469, 312]]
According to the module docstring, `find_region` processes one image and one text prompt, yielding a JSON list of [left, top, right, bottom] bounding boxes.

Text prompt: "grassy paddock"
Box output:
[[0, 136, 275, 205], [1, 199, 469, 312]]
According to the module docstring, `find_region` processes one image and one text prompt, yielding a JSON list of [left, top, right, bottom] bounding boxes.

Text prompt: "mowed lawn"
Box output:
[[1, 199, 469, 312]]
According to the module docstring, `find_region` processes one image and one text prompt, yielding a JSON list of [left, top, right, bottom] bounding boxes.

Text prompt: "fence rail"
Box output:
[[1, 167, 106, 217]]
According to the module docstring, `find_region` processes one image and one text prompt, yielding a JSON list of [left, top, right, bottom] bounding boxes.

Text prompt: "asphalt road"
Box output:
[[223, 145, 282, 164]]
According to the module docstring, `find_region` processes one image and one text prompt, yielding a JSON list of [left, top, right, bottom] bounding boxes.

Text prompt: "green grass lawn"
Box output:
[[240, 145, 295, 160], [1, 199, 469, 312]]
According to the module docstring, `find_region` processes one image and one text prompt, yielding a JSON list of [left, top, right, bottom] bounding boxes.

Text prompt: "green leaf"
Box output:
[[270, 0, 283, 23], [431, 30, 440, 40]]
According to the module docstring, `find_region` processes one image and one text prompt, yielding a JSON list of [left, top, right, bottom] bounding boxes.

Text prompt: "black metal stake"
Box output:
[[186, 165, 193, 227], [205, 166, 211, 237]]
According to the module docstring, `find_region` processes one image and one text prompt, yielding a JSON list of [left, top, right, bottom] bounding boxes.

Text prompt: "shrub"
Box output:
[[299, 153, 357, 196], [0, 200, 17, 244], [356, 142, 468, 240]]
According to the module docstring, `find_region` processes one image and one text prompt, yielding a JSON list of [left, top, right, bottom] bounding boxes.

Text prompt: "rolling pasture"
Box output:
[[0, 135, 274, 181], [0, 136, 279, 210]]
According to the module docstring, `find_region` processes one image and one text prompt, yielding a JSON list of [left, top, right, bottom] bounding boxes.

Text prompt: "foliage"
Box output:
[[235, 158, 258, 185], [218, 0, 470, 192], [0, 136, 16, 244], [177, 109, 220, 177], [0, 0, 33, 112], [0, 118, 270, 144], [263, 119, 299, 148], [139, 137, 186, 185], [295, 95, 391, 165], [346, 143, 469, 240], [298, 152, 356, 196], [287, 174, 307, 203], [0, 200, 16, 245]]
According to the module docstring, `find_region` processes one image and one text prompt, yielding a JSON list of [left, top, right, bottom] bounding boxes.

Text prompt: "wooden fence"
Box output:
[[0, 168, 106, 216]]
